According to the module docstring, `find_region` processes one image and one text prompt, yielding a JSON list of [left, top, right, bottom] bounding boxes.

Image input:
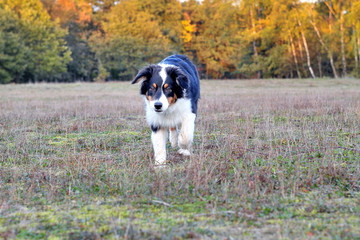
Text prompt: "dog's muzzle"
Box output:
[[154, 102, 162, 112]]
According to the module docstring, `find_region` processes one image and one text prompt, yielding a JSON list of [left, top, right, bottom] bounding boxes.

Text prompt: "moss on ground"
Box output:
[[1, 80, 359, 239], [1, 192, 359, 239]]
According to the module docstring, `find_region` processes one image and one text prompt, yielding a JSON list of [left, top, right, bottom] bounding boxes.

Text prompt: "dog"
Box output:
[[131, 54, 200, 166]]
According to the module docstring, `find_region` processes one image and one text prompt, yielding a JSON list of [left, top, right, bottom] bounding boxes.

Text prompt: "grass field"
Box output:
[[1, 79, 360, 239]]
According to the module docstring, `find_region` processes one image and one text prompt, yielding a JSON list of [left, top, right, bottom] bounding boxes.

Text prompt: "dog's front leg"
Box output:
[[178, 113, 196, 156], [169, 126, 178, 148], [151, 127, 168, 165]]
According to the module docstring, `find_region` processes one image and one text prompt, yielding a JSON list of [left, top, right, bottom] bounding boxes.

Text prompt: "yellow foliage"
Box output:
[[0, 0, 52, 24], [181, 12, 196, 43], [102, 0, 168, 44]]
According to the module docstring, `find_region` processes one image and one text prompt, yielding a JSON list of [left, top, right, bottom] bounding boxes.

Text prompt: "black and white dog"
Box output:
[[131, 54, 200, 166]]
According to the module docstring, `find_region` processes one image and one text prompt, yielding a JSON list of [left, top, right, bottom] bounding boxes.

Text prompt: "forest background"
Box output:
[[1, 0, 360, 84]]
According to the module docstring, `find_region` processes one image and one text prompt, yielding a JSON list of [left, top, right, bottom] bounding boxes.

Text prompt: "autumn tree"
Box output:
[[349, 0, 360, 76], [41, 0, 98, 82], [41, 0, 92, 26], [236, 0, 274, 78], [90, 0, 179, 80], [2, 0, 360, 82], [140, 0, 183, 49], [184, 0, 240, 78]]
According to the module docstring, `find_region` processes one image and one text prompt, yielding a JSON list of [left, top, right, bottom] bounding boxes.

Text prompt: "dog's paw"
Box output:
[[178, 149, 191, 156], [170, 140, 177, 148], [154, 163, 168, 169], [154, 153, 166, 165]]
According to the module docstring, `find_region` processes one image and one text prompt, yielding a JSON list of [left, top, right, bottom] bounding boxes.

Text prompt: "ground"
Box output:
[[0, 79, 359, 239]]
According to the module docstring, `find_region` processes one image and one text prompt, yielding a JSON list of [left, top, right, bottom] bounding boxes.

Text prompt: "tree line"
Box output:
[[1, 0, 360, 83]]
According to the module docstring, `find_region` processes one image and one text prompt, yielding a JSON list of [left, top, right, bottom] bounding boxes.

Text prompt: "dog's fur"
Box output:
[[131, 54, 200, 165]]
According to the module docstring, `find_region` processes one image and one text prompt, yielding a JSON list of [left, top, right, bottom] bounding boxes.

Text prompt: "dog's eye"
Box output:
[[150, 83, 157, 91], [164, 87, 172, 93]]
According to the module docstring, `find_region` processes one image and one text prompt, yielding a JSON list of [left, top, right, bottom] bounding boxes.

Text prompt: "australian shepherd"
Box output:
[[131, 54, 200, 166]]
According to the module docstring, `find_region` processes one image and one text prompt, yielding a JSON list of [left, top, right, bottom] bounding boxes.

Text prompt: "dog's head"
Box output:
[[131, 65, 188, 113]]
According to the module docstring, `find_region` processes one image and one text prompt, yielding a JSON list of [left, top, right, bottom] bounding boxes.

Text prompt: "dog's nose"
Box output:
[[154, 102, 162, 110]]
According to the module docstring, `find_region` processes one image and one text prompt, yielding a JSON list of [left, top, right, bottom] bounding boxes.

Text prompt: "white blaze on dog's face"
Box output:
[[132, 65, 185, 113]]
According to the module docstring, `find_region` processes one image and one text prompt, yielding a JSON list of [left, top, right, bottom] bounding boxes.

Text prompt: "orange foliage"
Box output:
[[49, 0, 92, 26], [76, 0, 92, 23]]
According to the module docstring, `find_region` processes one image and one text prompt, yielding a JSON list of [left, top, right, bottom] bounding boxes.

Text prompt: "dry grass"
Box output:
[[0, 79, 359, 239]]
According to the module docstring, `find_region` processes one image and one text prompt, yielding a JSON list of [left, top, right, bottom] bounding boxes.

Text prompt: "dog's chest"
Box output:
[[145, 98, 193, 127]]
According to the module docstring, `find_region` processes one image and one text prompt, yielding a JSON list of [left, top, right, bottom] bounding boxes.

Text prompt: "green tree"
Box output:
[[41, 0, 98, 82], [62, 23, 98, 82], [188, 0, 240, 78], [259, 0, 306, 78], [140, 0, 183, 49], [0, 9, 28, 83], [236, 0, 273, 78], [90, 0, 173, 80], [0, 0, 72, 82]]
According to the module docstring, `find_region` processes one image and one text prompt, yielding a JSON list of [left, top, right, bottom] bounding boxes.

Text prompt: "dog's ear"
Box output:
[[131, 65, 155, 84], [168, 67, 188, 90], [132, 65, 156, 95]]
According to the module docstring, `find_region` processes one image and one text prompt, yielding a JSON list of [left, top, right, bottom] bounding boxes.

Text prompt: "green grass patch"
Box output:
[[1, 80, 359, 239]]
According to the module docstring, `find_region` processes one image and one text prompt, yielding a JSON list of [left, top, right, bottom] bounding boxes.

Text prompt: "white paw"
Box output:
[[170, 139, 177, 148], [178, 133, 193, 151], [178, 149, 191, 156], [154, 163, 168, 169], [155, 156, 166, 166]]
